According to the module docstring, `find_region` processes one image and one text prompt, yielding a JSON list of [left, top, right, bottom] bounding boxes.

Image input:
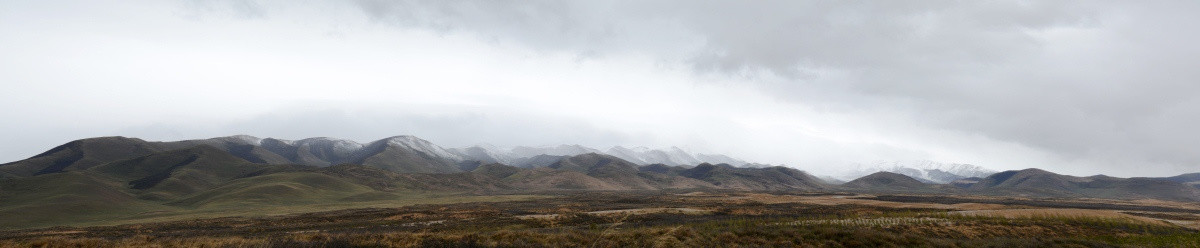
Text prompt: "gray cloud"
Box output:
[[348, 1, 1200, 174], [116, 103, 636, 151], [3, 0, 1198, 176]]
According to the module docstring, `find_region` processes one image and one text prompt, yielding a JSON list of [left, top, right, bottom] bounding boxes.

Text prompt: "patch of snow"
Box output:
[[842, 160, 997, 184], [383, 136, 464, 161]]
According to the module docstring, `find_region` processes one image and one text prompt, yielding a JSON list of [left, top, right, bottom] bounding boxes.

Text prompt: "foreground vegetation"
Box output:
[[3, 191, 1200, 247]]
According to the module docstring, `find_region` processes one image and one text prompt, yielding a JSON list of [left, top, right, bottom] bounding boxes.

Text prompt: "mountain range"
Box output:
[[841, 160, 998, 184], [0, 135, 823, 228], [2, 135, 1200, 229], [450, 144, 747, 167]]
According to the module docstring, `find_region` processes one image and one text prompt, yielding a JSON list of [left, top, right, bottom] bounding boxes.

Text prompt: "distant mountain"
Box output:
[[471, 163, 521, 179], [258, 137, 362, 166], [843, 172, 926, 189], [0, 136, 160, 177], [348, 136, 465, 173], [510, 154, 568, 168], [448, 145, 515, 165], [0, 135, 472, 175], [0, 136, 820, 193], [694, 153, 747, 166], [843, 160, 996, 184], [4, 135, 1200, 229], [1162, 173, 1200, 188], [679, 163, 827, 190], [968, 168, 1200, 201], [605, 146, 746, 166], [90, 146, 306, 201], [842, 172, 941, 192], [510, 145, 602, 158], [818, 176, 846, 185], [950, 177, 984, 188], [451, 144, 750, 167]]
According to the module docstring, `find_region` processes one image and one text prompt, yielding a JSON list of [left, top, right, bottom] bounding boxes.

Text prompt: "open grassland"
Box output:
[[0, 169, 546, 230], [4, 191, 1200, 247], [0, 191, 543, 231]]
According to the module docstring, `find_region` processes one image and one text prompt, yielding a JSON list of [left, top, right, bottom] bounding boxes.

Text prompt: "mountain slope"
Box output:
[[258, 137, 363, 166], [0, 137, 160, 177], [681, 163, 826, 190], [348, 136, 464, 173], [548, 153, 655, 190], [88, 145, 305, 201], [844, 161, 996, 184], [450, 145, 515, 165], [169, 172, 377, 208], [606, 146, 745, 166], [511, 145, 601, 158], [1163, 173, 1200, 188], [969, 168, 1200, 201], [842, 172, 941, 192], [0, 171, 165, 228]]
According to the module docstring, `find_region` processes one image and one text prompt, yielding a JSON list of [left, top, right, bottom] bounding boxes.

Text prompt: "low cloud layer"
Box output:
[[2, 1, 1198, 176], [347, 1, 1200, 174]]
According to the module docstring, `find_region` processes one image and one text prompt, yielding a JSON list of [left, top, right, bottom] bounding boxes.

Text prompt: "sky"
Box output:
[[2, 1, 1199, 177]]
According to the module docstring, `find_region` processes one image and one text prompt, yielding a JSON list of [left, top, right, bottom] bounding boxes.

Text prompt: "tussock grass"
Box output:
[[5, 192, 1199, 247]]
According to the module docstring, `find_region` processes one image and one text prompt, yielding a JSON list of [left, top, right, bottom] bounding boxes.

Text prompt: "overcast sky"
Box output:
[[2, 1, 1198, 177]]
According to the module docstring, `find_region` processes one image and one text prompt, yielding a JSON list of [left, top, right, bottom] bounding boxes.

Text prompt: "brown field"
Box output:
[[3, 191, 1200, 247]]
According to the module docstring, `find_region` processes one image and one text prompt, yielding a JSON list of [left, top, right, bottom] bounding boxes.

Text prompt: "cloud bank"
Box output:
[[2, 1, 1198, 176]]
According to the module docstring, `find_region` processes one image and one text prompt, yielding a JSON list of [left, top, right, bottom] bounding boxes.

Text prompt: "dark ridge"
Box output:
[[1165, 173, 1200, 183], [236, 168, 272, 179], [129, 155, 198, 190], [260, 138, 300, 162], [227, 144, 267, 164], [347, 140, 388, 165], [680, 163, 721, 179], [861, 195, 1200, 214], [639, 164, 673, 174], [983, 170, 1019, 186], [33, 146, 82, 175], [458, 161, 483, 171], [472, 163, 521, 178], [25, 141, 77, 161]]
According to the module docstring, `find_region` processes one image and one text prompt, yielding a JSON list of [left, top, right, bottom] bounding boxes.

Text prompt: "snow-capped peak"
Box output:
[[216, 135, 263, 146], [449, 144, 515, 164], [842, 160, 997, 184], [381, 136, 463, 161], [296, 137, 364, 154], [599, 146, 745, 167]]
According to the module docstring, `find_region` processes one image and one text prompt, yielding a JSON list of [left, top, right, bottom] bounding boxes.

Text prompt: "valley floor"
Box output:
[[4, 191, 1200, 247]]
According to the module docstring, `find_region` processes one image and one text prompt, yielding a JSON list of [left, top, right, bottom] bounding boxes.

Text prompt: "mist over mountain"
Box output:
[[0, 135, 837, 229], [841, 160, 998, 184], [5, 134, 1200, 231], [965, 168, 1200, 202], [842, 172, 939, 192], [448, 144, 752, 168], [0, 135, 808, 190], [4, 135, 1199, 204]]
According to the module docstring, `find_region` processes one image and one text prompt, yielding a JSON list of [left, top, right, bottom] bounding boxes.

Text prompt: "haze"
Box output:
[[2, 1, 1198, 177]]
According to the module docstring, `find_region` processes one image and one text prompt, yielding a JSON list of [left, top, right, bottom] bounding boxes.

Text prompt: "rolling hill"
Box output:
[[841, 171, 941, 192], [3, 135, 1200, 230], [967, 168, 1200, 201]]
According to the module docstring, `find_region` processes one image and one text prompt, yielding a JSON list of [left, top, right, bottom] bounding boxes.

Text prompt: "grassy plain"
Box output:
[[3, 191, 1200, 247]]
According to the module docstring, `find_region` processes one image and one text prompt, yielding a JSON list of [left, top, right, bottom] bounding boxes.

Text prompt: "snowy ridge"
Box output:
[[196, 135, 755, 169], [218, 135, 263, 146], [841, 160, 997, 184], [510, 145, 601, 158], [295, 137, 364, 154], [381, 135, 464, 161], [453, 144, 749, 167], [448, 144, 515, 164]]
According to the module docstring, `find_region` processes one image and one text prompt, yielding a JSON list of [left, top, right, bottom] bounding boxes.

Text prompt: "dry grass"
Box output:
[[5, 191, 1200, 247]]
